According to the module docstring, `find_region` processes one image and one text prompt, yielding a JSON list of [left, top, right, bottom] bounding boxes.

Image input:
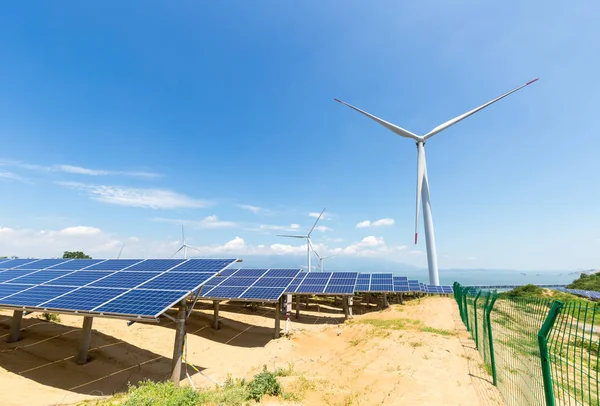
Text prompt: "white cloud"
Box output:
[[290, 224, 301, 229], [0, 171, 30, 183], [238, 204, 261, 214], [152, 215, 238, 229], [465, 256, 477, 261], [258, 224, 305, 232], [309, 211, 330, 220], [0, 160, 160, 179], [313, 225, 332, 232], [59, 226, 102, 236], [355, 218, 395, 228], [58, 182, 211, 209]]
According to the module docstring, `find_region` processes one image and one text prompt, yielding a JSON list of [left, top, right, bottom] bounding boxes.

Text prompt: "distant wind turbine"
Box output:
[[312, 245, 339, 272], [171, 224, 201, 259], [278, 208, 326, 272], [335, 79, 538, 285], [117, 244, 125, 259]]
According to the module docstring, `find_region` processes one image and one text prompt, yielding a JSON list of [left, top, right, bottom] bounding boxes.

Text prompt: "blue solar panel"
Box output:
[[88, 272, 159, 289], [219, 268, 239, 277], [138, 272, 215, 291], [13, 259, 72, 270], [0, 285, 75, 307], [331, 272, 358, 279], [93, 289, 185, 317], [253, 277, 294, 288], [170, 259, 238, 272], [240, 287, 284, 300], [295, 285, 325, 294], [330, 277, 357, 286], [85, 259, 144, 271], [0, 259, 44, 269], [264, 269, 299, 278], [0, 257, 237, 320], [47, 259, 105, 270], [0, 270, 37, 283], [125, 259, 186, 272], [9, 270, 73, 285], [371, 284, 394, 292], [42, 287, 127, 311], [202, 286, 247, 299], [221, 277, 257, 287], [0, 283, 32, 299], [44, 271, 114, 287], [202, 276, 227, 288], [324, 285, 355, 294]]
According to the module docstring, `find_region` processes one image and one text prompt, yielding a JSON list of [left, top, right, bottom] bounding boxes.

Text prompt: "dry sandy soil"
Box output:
[[0, 295, 503, 406]]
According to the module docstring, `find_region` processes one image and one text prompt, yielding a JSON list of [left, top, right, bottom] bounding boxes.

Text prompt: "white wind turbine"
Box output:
[[335, 79, 538, 285], [278, 208, 326, 272], [171, 224, 201, 259], [312, 244, 339, 272]]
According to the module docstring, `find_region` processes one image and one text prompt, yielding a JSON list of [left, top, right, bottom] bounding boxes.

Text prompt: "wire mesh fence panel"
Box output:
[[467, 292, 476, 339], [548, 301, 600, 405], [492, 297, 552, 405]]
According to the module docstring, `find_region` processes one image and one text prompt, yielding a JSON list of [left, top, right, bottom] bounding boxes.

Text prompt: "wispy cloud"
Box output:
[[0, 171, 30, 183], [59, 182, 211, 209], [356, 218, 395, 228], [238, 204, 262, 214], [0, 160, 161, 179], [309, 211, 331, 220], [259, 224, 303, 232], [153, 215, 237, 229]]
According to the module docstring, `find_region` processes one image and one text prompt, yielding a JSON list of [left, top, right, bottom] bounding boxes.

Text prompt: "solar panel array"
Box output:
[[200, 268, 302, 301], [0, 258, 237, 319], [286, 272, 359, 295], [354, 273, 394, 292], [555, 287, 600, 300]]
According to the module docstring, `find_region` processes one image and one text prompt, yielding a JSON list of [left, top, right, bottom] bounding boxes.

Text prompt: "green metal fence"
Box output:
[[453, 282, 600, 406]]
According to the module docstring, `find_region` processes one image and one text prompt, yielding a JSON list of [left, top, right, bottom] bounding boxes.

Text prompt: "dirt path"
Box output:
[[0, 296, 503, 405]]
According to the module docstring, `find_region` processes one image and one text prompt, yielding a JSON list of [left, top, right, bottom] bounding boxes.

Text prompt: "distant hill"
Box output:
[[567, 273, 600, 292]]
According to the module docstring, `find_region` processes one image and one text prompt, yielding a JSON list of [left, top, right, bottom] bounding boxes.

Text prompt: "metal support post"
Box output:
[[295, 295, 300, 319], [171, 299, 187, 385], [212, 300, 220, 330], [7, 310, 23, 343], [274, 297, 282, 339], [75, 316, 94, 364], [342, 296, 349, 320]]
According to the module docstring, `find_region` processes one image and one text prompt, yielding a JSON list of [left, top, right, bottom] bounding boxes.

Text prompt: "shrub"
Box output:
[[42, 312, 61, 323], [247, 365, 282, 402], [122, 380, 200, 406], [504, 284, 543, 298]]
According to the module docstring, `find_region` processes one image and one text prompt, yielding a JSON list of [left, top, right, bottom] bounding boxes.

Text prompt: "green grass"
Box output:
[[122, 380, 201, 406], [567, 273, 600, 291], [357, 318, 422, 330], [419, 326, 455, 336]]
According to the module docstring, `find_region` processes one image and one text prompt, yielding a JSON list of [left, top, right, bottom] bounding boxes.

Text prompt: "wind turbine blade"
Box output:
[[415, 144, 426, 244], [181, 224, 185, 244], [117, 244, 125, 259], [170, 246, 184, 259], [423, 78, 539, 140], [277, 235, 307, 239], [334, 99, 420, 140], [308, 207, 326, 236], [186, 245, 203, 253], [308, 239, 321, 260]]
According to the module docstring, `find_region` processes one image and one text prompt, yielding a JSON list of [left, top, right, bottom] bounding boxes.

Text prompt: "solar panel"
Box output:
[[0, 258, 237, 320], [0, 259, 42, 269], [124, 259, 186, 272], [41, 287, 126, 311], [0, 270, 37, 283], [44, 270, 114, 287], [284, 272, 358, 295], [47, 259, 105, 270], [85, 259, 144, 271], [201, 268, 301, 301], [13, 259, 72, 270], [9, 270, 73, 285], [355, 274, 371, 291]]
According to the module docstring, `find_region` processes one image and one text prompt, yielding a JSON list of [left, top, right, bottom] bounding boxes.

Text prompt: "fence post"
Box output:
[[538, 300, 563, 406], [485, 291, 498, 386], [473, 290, 481, 349], [462, 287, 470, 331]]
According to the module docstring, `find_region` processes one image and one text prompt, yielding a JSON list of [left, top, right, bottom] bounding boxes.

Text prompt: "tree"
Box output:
[[63, 251, 92, 259]]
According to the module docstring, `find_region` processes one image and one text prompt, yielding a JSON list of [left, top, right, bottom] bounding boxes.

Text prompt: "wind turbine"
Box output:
[[312, 245, 339, 272], [334, 78, 538, 285], [171, 224, 201, 259], [278, 207, 326, 272]]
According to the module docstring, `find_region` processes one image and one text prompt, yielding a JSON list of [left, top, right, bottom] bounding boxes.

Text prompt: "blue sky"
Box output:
[[0, 1, 598, 271]]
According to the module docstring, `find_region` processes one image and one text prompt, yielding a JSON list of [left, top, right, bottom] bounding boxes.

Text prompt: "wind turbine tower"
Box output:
[[335, 79, 538, 285], [278, 208, 326, 272]]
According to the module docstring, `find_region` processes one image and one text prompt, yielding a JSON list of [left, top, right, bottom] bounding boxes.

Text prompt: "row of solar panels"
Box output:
[[0, 258, 239, 319], [0, 258, 454, 321], [555, 287, 600, 300]]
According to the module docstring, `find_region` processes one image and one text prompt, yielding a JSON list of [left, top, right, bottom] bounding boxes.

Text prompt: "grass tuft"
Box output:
[[419, 326, 455, 336], [42, 312, 61, 323]]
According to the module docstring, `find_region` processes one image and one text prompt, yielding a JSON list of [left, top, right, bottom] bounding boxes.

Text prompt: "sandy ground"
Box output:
[[0, 295, 503, 406]]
